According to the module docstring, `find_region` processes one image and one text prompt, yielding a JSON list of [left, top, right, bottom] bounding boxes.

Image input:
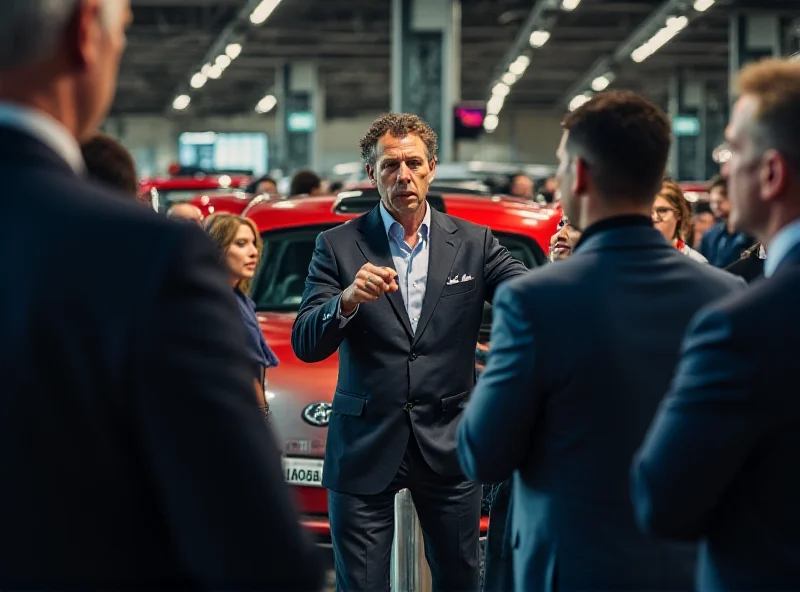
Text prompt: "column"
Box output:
[[274, 61, 321, 173], [729, 14, 782, 85], [391, 0, 461, 162], [668, 73, 704, 181]]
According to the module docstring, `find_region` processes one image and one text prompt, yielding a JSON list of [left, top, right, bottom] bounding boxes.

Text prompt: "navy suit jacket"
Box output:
[[458, 218, 745, 591], [291, 204, 526, 495], [633, 242, 800, 591], [0, 127, 322, 590]]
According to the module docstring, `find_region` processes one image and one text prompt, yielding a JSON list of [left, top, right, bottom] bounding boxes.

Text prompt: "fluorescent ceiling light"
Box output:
[[502, 72, 518, 86], [250, 0, 282, 25], [529, 30, 551, 48], [484, 114, 499, 132], [569, 94, 591, 111], [561, 0, 581, 10], [215, 55, 231, 69], [509, 55, 530, 75], [591, 75, 611, 91], [207, 64, 223, 79], [225, 43, 243, 59], [487, 95, 505, 115], [173, 95, 191, 110], [693, 0, 714, 11], [631, 15, 688, 63], [492, 82, 511, 97], [256, 94, 277, 114], [190, 73, 207, 89]]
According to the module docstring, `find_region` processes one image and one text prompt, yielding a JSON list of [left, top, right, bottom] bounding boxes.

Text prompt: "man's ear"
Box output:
[[759, 149, 788, 204], [365, 163, 377, 187], [573, 157, 589, 198], [428, 157, 437, 183], [65, 0, 103, 71]]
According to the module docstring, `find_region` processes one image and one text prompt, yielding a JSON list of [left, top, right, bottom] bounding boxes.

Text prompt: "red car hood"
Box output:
[[258, 312, 337, 458]]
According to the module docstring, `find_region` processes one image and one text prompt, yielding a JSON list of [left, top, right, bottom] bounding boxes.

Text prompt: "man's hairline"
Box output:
[[365, 131, 433, 167]]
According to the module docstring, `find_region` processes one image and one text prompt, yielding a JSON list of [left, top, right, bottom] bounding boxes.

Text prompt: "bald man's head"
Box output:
[[167, 203, 203, 224]]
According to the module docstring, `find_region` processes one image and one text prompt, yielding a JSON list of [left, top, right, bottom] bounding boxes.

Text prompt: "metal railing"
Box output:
[[390, 489, 432, 592]]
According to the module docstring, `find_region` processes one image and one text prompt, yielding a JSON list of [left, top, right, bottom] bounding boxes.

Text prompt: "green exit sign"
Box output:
[[673, 115, 700, 137], [287, 111, 316, 132]]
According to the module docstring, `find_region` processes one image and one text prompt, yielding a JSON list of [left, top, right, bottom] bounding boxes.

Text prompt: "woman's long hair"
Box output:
[[203, 213, 262, 295], [658, 179, 692, 242]]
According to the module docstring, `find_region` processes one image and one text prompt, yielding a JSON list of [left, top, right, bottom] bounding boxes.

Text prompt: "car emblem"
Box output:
[[302, 402, 332, 427]]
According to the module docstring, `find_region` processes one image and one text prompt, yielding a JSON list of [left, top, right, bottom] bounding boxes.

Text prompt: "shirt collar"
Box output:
[[378, 200, 431, 242], [764, 218, 800, 277], [0, 102, 85, 174]]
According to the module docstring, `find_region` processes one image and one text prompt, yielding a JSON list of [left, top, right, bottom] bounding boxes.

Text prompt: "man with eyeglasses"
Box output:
[[633, 57, 800, 590]]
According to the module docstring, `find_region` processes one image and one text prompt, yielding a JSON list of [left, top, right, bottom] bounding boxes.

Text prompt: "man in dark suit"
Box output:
[[292, 113, 527, 591], [633, 58, 800, 591], [0, 1, 322, 589], [457, 91, 745, 592]]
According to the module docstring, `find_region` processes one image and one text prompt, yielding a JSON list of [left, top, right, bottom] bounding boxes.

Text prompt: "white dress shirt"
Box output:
[[0, 102, 85, 174], [764, 218, 800, 278], [338, 202, 432, 331]]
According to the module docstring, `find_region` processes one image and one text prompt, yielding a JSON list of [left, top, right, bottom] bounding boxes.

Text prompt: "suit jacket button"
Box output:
[[409, 352, 418, 361]]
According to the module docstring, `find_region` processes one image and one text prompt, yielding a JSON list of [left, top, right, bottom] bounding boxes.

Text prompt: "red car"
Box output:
[[242, 188, 560, 542], [139, 174, 252, 214]]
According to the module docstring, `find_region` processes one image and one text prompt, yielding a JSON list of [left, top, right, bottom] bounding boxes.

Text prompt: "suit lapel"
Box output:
[[413, 208, 461, 346], [356, 207, 414, 338]]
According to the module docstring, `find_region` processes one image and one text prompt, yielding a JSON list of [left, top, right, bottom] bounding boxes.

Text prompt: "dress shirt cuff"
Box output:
[[337, 296, 359, 328]]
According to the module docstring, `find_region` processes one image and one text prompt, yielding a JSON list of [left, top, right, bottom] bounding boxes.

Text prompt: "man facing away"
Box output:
[[457, 91, 744, 592], [633, 58, 800, 591], [0, 1, 322, 589], [291, 113, 527, 591]]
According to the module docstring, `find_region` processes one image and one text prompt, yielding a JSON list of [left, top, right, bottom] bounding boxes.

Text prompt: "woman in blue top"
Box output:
[[205, 213, 278, 415]]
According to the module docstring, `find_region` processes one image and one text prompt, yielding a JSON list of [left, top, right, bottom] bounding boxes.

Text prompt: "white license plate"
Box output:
[[282, 457, 324, 487]]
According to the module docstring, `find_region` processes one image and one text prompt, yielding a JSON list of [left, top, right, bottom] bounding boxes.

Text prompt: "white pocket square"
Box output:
[[446, 273, 474, 285]]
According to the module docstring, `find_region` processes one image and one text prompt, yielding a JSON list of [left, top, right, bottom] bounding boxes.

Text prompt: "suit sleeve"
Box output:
[[483, 227, 529, 303], [134, 226, 324, 591], [458, 280, 540, 483], [291, 231, 349, 363], [632, 306, 769, 541]]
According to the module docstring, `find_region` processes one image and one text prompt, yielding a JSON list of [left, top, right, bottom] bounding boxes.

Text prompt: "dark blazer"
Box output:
[[457, 218, 745, 592], [0, 127, 322, 590], [633, 242, 800, 591], [699, 221, 755, 268], [724, 242, 764, 283], [292, 204, 526, 495]]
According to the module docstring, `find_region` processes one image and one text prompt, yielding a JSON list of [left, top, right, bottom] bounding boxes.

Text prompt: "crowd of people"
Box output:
[[4, 0, 800, 591]]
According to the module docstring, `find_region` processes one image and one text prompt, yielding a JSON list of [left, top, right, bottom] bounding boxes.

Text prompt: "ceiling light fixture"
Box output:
[[215, 55, 232, 70], [483, 114, 499, 132], [508, 55, 530, 76], [693, 0, 714, 12], [225, 43, 243, 59], [190, 73, 207, 89], [255, 94, 278, 114], [631, 15, 688, 63], [561, 0, 581, 11], [250, 0, 282, 25], [529, 30, 551, 48], [172, 95, 191, 111]]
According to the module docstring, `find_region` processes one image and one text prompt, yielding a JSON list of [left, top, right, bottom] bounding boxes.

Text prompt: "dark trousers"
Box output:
[[328, 435, 481, 592]]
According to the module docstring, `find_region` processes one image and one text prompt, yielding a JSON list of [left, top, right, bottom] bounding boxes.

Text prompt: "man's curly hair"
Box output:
[[359, 113, 438, 166]]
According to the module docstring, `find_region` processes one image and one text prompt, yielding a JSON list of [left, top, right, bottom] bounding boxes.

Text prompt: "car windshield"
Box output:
[[251, 225, 544, 313]]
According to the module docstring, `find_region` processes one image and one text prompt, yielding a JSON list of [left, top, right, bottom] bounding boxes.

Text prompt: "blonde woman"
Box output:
[[205, 213, 278, 413]]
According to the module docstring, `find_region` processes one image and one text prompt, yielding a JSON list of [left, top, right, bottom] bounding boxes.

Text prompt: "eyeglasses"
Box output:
[[713, 141, 732, 164], [652, 206, 676, 221], [557, 215, 570, 230]]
